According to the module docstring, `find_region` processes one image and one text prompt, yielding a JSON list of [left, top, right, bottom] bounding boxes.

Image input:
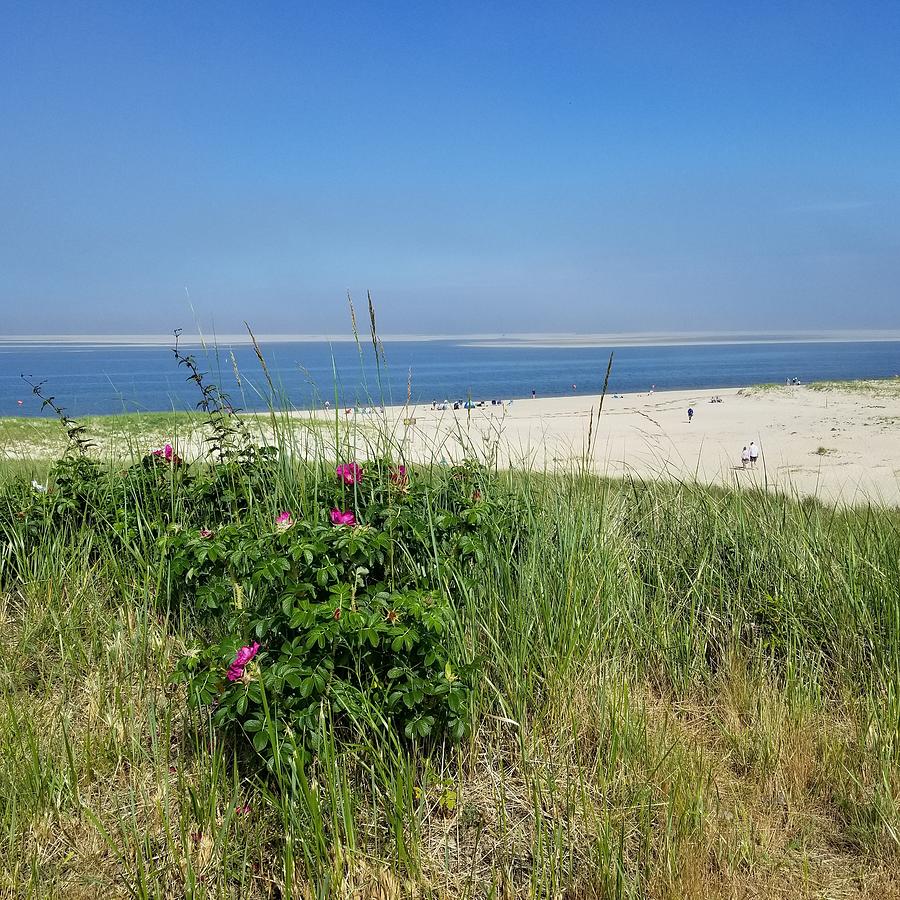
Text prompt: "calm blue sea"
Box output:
[[1, 340, 899, 417]]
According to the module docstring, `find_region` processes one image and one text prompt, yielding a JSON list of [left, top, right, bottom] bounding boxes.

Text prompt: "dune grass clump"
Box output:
[[1, 338, 899, 897]]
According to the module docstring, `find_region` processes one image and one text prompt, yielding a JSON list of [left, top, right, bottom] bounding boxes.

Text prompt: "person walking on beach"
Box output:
[[749, 441, 759, 467], [687, 407, 694, 423], [741, 446, 750, 469], [531, 389, 536, 399]]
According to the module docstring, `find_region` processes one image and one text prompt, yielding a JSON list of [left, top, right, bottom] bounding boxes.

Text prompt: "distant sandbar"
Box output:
[[2, 330, 900, 349]]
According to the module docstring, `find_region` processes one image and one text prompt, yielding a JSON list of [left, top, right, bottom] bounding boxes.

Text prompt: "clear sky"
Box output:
[[2, 1, 899, 335]]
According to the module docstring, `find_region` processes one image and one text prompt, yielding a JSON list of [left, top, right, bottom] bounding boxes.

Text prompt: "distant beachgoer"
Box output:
[[687, 407, 694, 423], [532, 389, 536, 399], [741, 446, 750, 468], [749, 442, 759, 467], [324, 400, 331, 410], [572, 383, 576, 391]]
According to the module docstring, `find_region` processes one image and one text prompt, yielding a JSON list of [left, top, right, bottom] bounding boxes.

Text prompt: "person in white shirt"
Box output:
[[741, 446, 750, 468], [749, 442, 759, 467]]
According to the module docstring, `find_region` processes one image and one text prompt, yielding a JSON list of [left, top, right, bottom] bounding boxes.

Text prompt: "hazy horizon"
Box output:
[[3, 328, 900, 349], [3, 3, 900, 334]]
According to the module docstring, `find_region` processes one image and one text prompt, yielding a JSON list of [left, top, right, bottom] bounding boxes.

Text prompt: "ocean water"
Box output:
[[1, 339, 899, 417]]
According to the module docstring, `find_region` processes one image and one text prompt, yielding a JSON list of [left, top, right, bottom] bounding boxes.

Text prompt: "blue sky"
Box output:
[[2, 1, 899, 334]]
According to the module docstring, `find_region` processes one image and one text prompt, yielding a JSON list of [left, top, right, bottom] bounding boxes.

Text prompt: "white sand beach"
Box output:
[[4, 381, 899, 507], [341, 381, 900, 506]]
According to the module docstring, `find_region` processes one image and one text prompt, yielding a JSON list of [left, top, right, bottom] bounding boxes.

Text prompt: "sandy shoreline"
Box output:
[[3, 381, 899, 507], [322, 381, 900, 507]]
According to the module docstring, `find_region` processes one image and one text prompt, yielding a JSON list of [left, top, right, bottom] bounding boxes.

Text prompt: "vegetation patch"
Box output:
[[806, 377, 900, 397]]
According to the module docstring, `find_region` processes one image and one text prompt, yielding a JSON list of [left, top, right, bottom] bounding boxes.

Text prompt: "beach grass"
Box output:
[[1, 420, 899, 898], [806, 377, 900, 397], [0, 411, 200, 458], [0, 410, 335, 462], [743, 377, 900, 398]]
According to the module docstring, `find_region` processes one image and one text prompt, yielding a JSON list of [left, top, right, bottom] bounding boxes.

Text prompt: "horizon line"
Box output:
[[2, 328, 900, 349]]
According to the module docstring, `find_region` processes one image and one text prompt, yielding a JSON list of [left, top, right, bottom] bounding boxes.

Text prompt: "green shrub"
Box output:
[[166, 460, 505, 766]]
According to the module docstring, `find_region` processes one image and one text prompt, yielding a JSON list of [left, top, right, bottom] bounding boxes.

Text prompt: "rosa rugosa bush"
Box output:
[[167, 461, 510, 766]]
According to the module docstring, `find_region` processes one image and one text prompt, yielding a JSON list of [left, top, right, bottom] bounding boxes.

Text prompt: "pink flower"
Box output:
[[336, 462, 363, 486], [275, 511, 293, 530], [330, 508, 356, 527], [151, 443, 182, 465], [227, 642, 260, 682], [199, 528, 213, 539]]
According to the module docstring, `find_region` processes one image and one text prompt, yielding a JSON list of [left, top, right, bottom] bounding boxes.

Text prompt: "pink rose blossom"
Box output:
[[335, 462, 363, 486], [227, 642, 260, 682], [151, 443, 182, 465], [330, 508, 356, 527]]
